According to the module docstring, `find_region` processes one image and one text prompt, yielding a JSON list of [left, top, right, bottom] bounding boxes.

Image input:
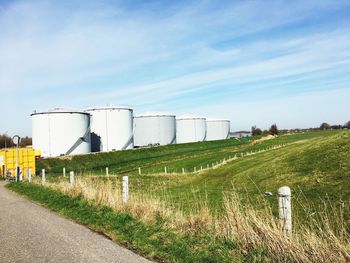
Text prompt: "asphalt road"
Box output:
[[0, 181, 151, 263]]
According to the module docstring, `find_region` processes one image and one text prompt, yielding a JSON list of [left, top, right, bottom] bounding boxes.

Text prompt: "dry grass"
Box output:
[[220, 193, 350, 262], [40, 178, 350, 262]]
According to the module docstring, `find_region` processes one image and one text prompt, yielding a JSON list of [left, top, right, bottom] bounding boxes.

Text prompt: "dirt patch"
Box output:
[[252, 135, 276, 144]]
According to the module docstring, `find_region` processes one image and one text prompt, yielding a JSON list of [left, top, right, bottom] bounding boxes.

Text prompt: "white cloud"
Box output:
[[0, 0, 349, 135]]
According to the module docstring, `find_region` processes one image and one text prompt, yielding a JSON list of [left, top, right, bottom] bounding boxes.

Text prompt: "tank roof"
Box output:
[[31, 108, 89, 116], [135, 114, 175, 118], [206, 119, 230, 122], [176, 117, 206, 120], [85, 105, 133, 111]]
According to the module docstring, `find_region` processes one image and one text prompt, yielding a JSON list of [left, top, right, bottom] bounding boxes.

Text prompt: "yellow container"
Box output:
[[0, 148, 36, 178]]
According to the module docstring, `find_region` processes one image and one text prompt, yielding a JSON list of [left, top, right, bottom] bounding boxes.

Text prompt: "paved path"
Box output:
[[0, 182, 151, 263]]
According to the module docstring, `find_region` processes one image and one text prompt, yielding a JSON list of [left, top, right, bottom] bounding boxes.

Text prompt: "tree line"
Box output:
[[0, 134, 32, 149], [251, 121, 350, 136], [251, 124, 278, 136]]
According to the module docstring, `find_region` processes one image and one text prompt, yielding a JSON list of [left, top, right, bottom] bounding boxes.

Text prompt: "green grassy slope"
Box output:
[[144, 130, 350, 219], [37, 137, 253, 175], [39, 130, 350, 224]]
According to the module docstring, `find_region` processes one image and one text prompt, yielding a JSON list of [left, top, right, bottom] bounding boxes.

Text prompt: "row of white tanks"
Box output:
[[31, 106, 230, 157]]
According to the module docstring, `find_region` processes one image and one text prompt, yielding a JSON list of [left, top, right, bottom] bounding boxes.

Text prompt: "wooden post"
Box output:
[[138, 167, 142, 175], [41, 169, 45, 184], [278, 186, 292, 237], [122, 176, 129, 203], [106, 167, 109, 177], [69, 171, 75, 185], [27, 168, 32, 183], [182, 168, 185, 174]]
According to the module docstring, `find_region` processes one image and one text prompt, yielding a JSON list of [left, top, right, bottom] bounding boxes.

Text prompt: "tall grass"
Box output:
[[41, 177, 350, 262]]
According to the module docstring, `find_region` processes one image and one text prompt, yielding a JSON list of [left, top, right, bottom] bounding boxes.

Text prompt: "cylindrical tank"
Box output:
[[134, 114, 176, 147], [85, 106, 133, 152], [176, 117, 207, 144], [31, 108, 91, 157], [206, 119, 231, 141]]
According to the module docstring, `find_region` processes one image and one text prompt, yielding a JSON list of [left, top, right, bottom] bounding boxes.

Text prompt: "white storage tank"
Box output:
[[134, 114, 176, 147], [85, 106, 133, 152], [206, 119, 231, 141], [31, 108, 91, 157], [176, 117, 207, 144]]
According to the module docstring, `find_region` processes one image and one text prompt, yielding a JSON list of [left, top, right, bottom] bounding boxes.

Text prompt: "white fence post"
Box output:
[[278, 186, 292, 237], [164, 167, 167, 175], [138, 167, 142, 175], [27, 168, 32, 183], [194, 167, 196, 172], [41, 169, 45, 185], [69, 171, 75, 185], [207, 164, 209, 169], [19, 169, 23, 182], [63, 167, 66, 177], [182, 168, 185, 174], [122, 176, 129, 203], [106, 167, 109, 177]]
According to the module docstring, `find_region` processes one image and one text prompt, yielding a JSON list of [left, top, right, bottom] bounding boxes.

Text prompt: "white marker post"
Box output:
[[194, 167, 196, 172], [63, 167, 66, 177], [278, 186, 292, 237], [138, 167, 142, 175], [106, 167, 109, 177], [41, 169, 46, 185], [182, 168, 185, 174], [122, 176, 129, 203], [27, 168, 32, 183], [164, 167, 167, 175], [19, 169, 23, 182], [69, 171, 75, 185]]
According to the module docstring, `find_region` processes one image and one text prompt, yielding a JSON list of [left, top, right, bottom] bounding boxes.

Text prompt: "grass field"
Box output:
[[38, 130, 350, 217], [10, 129, 350, 262]]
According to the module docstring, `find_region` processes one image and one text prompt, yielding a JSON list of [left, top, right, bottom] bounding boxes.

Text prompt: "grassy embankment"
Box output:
[[8, 130, 350, 262], [38, 130, 350, 217]]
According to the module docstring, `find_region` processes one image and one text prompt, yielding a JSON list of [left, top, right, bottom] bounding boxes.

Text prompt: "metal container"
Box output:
[[0, 148, 36, 178], [31, 108, 91, 157], [176, 117, 207, 144], [206, 119, 231, 141], [85, 106, 133, 152], [134, 114, 176, 147]]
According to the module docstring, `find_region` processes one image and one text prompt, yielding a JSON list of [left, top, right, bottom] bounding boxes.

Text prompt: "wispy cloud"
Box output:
[[0, 0, 349, 134]]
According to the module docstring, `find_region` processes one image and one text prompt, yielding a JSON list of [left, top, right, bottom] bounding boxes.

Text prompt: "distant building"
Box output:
[[229, 131, 252, 138]]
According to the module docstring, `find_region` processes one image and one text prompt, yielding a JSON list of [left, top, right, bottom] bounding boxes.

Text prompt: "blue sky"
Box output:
[[1, 0, 350, 136]]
